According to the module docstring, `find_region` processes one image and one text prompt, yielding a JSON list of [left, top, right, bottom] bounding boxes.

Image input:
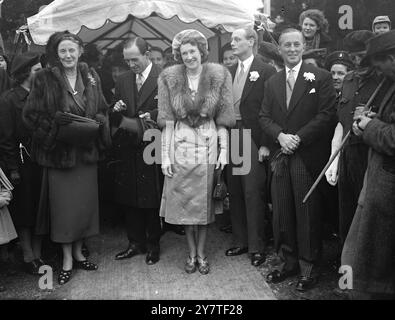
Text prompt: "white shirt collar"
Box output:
[[285, 60, 303, 80], [139, 62, 153, 84], [238, 54, 254, 73]]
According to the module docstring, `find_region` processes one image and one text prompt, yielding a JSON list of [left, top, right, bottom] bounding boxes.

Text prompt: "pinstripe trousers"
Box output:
[[271, 153, 323, 277]]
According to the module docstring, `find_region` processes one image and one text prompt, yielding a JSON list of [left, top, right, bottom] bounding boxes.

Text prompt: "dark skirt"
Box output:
[[48, 162, 99, 243], [9, 158, 43, 229]]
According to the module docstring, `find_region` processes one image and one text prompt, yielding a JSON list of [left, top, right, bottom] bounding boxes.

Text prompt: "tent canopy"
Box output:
[[27, 0, 258, 51]]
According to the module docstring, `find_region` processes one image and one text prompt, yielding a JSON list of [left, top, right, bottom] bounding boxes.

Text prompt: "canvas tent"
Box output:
[[27, 0, 262, 61]]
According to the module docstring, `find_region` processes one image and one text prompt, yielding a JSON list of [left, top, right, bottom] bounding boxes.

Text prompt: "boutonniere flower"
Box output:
[[249, 71, 260, 82], [303, 72, 315, 82], [87, 73, 96, 86]]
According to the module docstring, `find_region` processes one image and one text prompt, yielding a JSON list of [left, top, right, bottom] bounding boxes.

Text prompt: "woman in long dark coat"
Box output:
[[23, 32, 111, 285], [0, 52, 44, 274]]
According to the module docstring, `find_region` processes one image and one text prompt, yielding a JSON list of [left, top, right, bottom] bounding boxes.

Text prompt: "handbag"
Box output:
[[213, 169, 228, 201], [56, 112, 100, 146]]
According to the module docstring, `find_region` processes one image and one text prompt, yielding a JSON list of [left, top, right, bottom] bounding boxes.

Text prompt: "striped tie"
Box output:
[[286, 69, 295, 108]]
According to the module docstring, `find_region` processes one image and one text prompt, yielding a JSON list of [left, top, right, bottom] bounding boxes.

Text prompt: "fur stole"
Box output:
[[157, 62, 235, 128]]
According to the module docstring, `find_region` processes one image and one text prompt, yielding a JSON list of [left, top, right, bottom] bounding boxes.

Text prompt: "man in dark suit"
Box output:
[[111, 37, 162, 265], [259, 28, 336, 291], [225, 27, 276, 267]]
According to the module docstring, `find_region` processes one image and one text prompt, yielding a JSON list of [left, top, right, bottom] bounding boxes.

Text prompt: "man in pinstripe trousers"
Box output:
[[259, 29, 336, 291]]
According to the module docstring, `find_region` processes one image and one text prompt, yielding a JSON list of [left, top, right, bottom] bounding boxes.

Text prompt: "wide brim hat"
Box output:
[[302, 48, 327, 60], [10, 52, 40, 76], [325, 50, 354, 71], [361, 30, 395, 67], [172, 29, 208, 57]]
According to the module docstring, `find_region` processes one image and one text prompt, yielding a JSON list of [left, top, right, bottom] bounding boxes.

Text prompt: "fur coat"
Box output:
[[23, 62, 111, 169], [157, 62, 235, 129]]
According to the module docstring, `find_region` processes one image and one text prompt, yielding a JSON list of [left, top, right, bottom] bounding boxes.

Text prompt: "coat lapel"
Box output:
[[378, 79, 395, 115], [287, 63, 308, 115], [123, 71, 137, 117], [137, 64, 159, 110], [241, 57, 259, 103], [273, 70, 287, 114]]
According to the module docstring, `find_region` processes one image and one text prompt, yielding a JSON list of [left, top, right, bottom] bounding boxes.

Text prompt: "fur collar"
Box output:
[[160, 62, 230, 127]]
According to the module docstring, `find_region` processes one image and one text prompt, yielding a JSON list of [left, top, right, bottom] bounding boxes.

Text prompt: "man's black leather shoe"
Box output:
[[115, 245, 146, 260], [295, 276, 318, 292], [251, 253, 266, 267], [225, 247, 248, 256], [146, 251, 160, 265], [266, 269, 298, 284]]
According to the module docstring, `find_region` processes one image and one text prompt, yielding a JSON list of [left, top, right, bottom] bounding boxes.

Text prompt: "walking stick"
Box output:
[[302, 78, 386, 204]]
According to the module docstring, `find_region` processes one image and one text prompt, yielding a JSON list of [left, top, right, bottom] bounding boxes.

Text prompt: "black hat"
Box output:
[[302, 48, 327, 60], [343, 30, 375, 54], [361, 29, 395, 67], [325, 51, 354, 70], [258, 41, 283, 63], [10, 52, 40, 76]]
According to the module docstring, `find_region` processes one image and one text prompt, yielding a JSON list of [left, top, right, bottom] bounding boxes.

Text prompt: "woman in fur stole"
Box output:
[[23, 32, 111, 285], [157, 29, 235, 274]]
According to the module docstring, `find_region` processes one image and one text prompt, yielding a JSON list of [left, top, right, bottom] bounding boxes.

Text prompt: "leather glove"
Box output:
[[54, 111, 72, 126], [9, 170, 21, 186]]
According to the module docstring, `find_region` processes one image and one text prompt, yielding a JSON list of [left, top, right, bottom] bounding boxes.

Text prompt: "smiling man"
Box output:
[[259, 28, 336, 291]]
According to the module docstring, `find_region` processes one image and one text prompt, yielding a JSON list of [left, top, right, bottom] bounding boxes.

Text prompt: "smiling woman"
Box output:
[[22, 31, 111, 286], [299, 9, 332, 53], [157, 29, 235, 276]]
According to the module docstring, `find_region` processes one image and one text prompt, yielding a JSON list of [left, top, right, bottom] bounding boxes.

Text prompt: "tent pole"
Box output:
[[88, 15, 133, 45], [101, 29, 137, 50], [137, 19, 172, 46]]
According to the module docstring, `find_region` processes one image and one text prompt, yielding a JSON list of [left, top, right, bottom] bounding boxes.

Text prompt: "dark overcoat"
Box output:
[[111, 64, 162, 208], [342, 80, 395, 295], [0, 86, 42, 228]]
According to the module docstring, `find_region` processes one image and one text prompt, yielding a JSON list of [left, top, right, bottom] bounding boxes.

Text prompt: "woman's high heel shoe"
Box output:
[[196, 256, 210, 275], [73, 259, 98, 271], [58, 269, 72, 285], [185, 256, 197, 274]]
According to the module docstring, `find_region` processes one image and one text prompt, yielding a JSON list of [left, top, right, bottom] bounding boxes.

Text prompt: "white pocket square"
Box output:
[[154, 95, 158, 100], [309, 88, 316, 94]]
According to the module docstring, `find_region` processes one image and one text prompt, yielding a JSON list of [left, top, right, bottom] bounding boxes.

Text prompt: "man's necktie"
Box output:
[[237, 62, 245, 83], [136, 73, 144, 91], [286, 69, 296, 108]]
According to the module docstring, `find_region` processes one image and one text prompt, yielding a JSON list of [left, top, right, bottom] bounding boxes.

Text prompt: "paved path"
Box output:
[[0, 217, 276, 300]]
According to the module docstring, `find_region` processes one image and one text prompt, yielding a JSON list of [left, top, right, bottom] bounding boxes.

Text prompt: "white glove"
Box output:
[[325, 155, 339, 186], [216, 126, 228, 170], [161, 121, 174, 178], [216, 149, 227, 170]]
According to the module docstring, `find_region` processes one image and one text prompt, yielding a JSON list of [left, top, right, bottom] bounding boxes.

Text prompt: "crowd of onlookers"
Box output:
[[0, 7, 394, 300]]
